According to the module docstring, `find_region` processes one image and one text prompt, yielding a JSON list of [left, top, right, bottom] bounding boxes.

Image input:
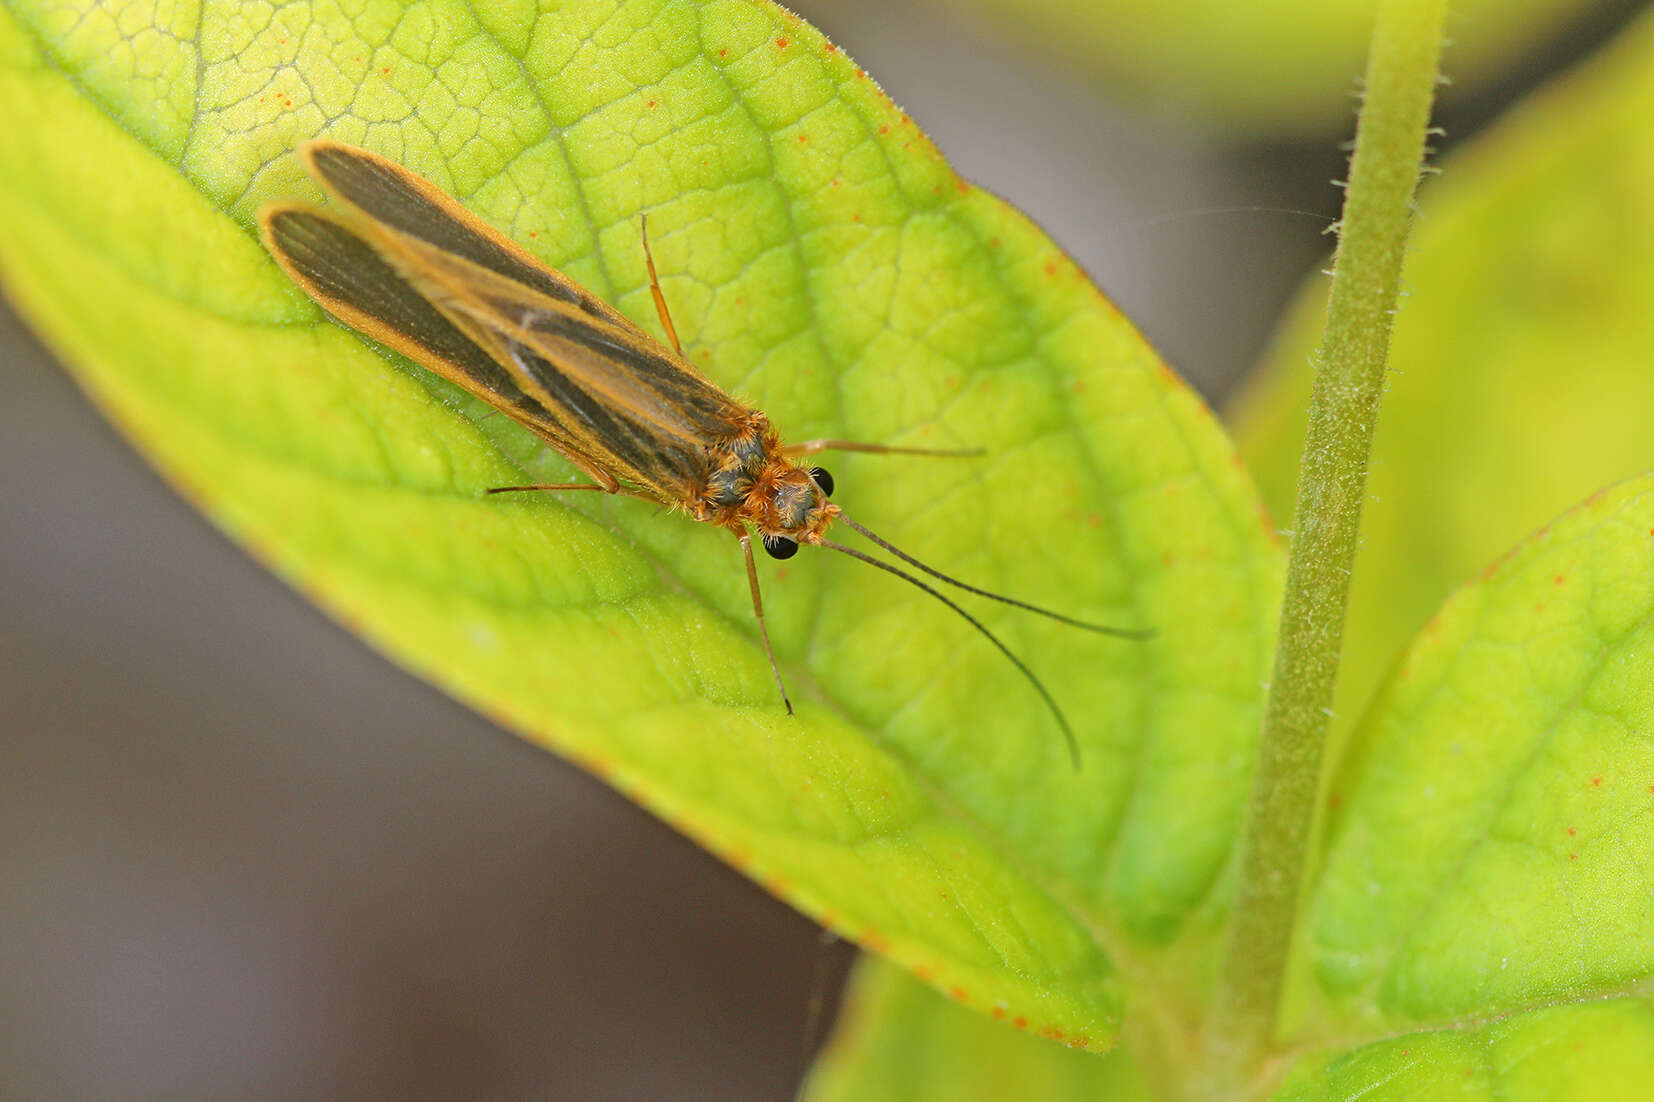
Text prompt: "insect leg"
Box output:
[[484, 454, 663, 500], [737, 528, 794, 715], [486, 480, 661, 504], [782, 438, 985, 459], [485, 482, 611, 494], [638, 214, 683, 356]]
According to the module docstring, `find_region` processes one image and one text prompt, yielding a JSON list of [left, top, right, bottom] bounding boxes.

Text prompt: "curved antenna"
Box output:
[[837, 514, 1151, 639], [817, 539, 1082, 769]]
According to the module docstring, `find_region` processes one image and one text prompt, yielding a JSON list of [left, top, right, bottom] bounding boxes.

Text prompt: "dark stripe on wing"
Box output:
[[261, 207, 598, 467], [264, 208, 522, 396], [303, 141, 591, 311], [492, 288, 751, 444], [506, 338, 710, 498]]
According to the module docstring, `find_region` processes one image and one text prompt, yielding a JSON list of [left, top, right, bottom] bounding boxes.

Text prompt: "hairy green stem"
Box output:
[[1205, 0, 1447, 1083]]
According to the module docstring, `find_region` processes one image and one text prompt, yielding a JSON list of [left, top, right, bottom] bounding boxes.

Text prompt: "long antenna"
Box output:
[[818, 538, 1082, 769], [837, 514, 1150, 638]]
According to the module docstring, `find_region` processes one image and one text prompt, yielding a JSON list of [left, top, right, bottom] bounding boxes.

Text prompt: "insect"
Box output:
[[258, 140, 1144, 765]]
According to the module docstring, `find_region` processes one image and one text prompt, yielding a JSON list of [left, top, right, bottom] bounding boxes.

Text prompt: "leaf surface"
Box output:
[[1273, 997, 1654, 1101], [0, 0, 1279, 1046], [1298, 476, 1654, 1033]]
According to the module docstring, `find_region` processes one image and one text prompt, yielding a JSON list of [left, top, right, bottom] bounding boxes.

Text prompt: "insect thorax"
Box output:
[[693, 416, 833, 539]]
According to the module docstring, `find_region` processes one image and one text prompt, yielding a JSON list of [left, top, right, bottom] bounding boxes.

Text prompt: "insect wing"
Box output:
[[300, 140, 661, 342], [277, 141, 760, 502], [298, 140, 744, 425], [392, 238, 748, 444], [257, 204, 613, 485]]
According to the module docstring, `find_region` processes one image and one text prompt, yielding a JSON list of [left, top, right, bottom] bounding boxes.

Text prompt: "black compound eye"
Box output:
[[808, 466, 834, 496], [762, 535, 799, 560]]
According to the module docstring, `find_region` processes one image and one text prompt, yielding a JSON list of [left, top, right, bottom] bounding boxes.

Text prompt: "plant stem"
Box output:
[[1206, 0, 1447, 1082]]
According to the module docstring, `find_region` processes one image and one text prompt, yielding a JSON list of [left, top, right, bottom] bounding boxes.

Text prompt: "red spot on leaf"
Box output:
[[1068, 1036, 1090, 1050], [1568, 826, 1577, 836], [1040, 1026, 1065, 1041], [1554, 574, 1566, 585], [878, 124, 889, 135], [776, 36, 789, 48], [948, 986, 968, 1001], [647, 99, 657, 108], [914, 965, 934, 981], [719, 47, 728, 57], [991, 1006, 1006, 1019], [1570, 853, 1579, 860], [825, 43, 837, 54], [797, 133, 808, 143], [852, 213, 862, 221], [1012, 1017, 1028, 1029], [1592, 776, 1604, 787], [381, 66, 390, 74]]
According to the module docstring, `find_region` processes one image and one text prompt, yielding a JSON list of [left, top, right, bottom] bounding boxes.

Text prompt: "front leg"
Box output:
[[736, 527, 793, 715]]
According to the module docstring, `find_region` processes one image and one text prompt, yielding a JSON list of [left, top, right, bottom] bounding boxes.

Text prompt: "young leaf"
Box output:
[[1297, 475, 1654, 1032], [0, 0, 1279, 1048], [1273, 997, 1654, 1101]]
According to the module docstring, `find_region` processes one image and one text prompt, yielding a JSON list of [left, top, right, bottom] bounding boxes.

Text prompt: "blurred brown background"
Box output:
[[1, 1, 1641, 1098]]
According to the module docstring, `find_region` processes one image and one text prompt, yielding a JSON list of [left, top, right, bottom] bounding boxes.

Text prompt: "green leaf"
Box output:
[[1232, 5, 1654, 765], [926, 0, 1605, 134], [1273, 997, 1654, 1101], [1296, 474, 1654, 1032], [803, 957, 1156, 1102], [0, 0, 1279, 1049]]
